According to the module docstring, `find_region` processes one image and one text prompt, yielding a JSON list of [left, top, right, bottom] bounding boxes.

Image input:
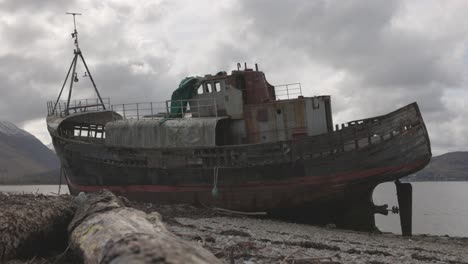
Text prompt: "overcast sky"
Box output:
[[0, 0, 467, 155]]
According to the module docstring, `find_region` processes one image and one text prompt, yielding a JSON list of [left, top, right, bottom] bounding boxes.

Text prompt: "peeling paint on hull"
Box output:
[[52, 103, 431, 213], [47, 102, 431, 231]]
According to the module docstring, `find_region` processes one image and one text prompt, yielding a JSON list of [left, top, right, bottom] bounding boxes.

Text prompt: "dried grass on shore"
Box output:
[[2, 194, 468, 264]]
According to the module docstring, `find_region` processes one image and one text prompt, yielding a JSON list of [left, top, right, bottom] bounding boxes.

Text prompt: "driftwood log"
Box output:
[[0, 193, 76, 261], [68, 191, 221, 264]]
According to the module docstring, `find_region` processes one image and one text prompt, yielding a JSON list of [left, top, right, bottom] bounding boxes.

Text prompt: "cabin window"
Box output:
[[206, 83, 213, 93], [197, 84, 204, 94], [214, 82, 221, 92], [70, 123, 105, 140]]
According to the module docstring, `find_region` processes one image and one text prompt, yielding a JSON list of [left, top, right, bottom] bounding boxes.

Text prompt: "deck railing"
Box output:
[[47, 98, 111, 117], [46, 97, 218, 120], [274, 83, 302, 100], [110, 97, 218, 120]]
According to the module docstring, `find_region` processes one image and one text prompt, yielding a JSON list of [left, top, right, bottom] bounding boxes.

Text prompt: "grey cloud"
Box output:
[[239, 0, 458, 89], [0, 19, 47, 47], [0, 0, 178, 124], [92, 57, 176, 104], [0, 0, 467, 155], [0, 54, 64, 123], [231, 0, 467, 154], [0, 0, 77, 12]]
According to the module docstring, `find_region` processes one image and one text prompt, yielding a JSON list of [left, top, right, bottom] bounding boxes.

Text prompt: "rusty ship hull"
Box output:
[[50, 103, 431, 215], [47, 56, 431, 232]]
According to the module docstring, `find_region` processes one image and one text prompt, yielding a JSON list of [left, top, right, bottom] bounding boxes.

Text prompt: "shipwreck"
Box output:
[[47, 18, 431, 235]]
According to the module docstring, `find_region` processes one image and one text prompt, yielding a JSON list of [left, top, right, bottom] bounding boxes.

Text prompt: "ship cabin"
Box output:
[[47, 64, 334, 148], [187, 66, 333, 146]]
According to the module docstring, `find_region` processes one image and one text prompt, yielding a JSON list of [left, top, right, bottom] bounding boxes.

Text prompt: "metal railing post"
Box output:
[[136, 103, 139, 120], [213, 98, 218, 117], [123, 104, 126, 119], [181, 100, 184, 117], [150, 102, 154, 120]]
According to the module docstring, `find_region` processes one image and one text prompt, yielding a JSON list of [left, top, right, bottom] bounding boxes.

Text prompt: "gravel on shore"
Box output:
[[132, 202, 468, 264], [4, 197, 468, 264]]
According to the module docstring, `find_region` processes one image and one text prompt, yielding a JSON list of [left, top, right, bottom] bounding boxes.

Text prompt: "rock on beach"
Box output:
[[2, 193, 468, 264]]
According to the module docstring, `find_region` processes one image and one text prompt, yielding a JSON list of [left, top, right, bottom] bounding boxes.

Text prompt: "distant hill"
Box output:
[[405, 152, 468, 181], [0, 121, 60, 184]]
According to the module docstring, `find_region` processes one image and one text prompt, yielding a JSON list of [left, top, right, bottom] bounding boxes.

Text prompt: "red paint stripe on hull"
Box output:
[[67, 159, 427, 194]]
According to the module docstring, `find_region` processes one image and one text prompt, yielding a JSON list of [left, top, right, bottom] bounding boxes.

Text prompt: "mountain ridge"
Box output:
[[0, 121, 59, 184], [0, 120, 465, 184], [405, 151, 468, 181]]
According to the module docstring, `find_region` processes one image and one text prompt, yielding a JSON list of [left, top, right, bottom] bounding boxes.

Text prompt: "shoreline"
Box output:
[[2, 183, 468, 236], [0, 183, 61, 186], [131, 202, 468, 263], [2, 194, 467, 263], [0, 178, 468, 187]]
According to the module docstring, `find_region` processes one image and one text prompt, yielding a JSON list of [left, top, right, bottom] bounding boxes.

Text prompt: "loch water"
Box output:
[[373, 181, 468, 237], [1, 182, 467, 237]]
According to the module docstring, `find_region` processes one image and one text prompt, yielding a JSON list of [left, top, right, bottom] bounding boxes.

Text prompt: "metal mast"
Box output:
[[53, 12, 106, 116]]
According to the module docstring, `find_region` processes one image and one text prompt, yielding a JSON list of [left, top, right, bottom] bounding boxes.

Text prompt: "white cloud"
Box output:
[[21, 118, 51, 145], [0, 0, 467, 155]]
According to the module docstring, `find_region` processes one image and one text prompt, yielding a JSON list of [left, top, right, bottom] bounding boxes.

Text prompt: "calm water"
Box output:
[[1, 182, 467, 237], [374, 181, 468, 237], [0, 185, 69, 195]]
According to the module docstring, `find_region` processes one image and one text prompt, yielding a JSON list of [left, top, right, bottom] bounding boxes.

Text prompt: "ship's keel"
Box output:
[[269, 185, 412, 233], [269, 187, 377, 232], [287, 182, 413, 236], [336, 188, 378, 232]]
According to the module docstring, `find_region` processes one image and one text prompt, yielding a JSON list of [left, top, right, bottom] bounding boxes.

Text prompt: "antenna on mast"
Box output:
[[66, 12, 82, 51], [53, 12, 106, 116]]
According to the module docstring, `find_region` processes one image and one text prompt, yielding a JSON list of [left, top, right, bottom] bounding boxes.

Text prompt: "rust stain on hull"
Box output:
[[47, 62, 431, 232]]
